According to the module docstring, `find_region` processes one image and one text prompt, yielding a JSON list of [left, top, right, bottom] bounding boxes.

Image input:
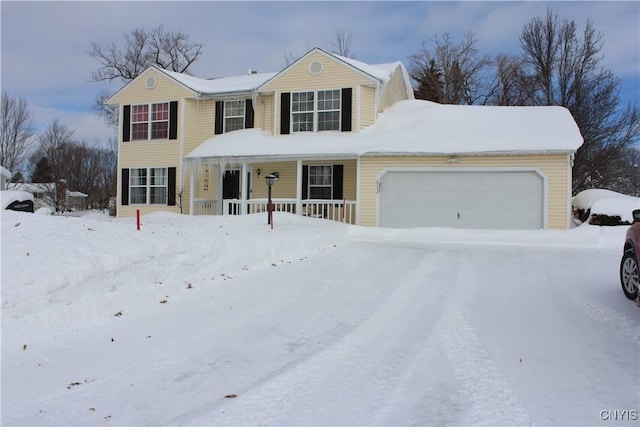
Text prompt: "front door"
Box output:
[[223, 170, 240, 214]]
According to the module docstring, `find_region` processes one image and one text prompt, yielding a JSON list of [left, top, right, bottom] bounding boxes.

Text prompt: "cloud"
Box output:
[[1, 1, 638, 147]]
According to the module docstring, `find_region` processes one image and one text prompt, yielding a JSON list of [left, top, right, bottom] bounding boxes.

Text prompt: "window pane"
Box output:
[[318, 111, 340, 131], [130, 187, 147, 204], [149, 168, 167, 185], [130, 168, 147, 185], [225, 100, 245, 117], [152, 103, 169, 121], [292, 92, 314, 112], [150, 187, 167, 204], [132, 105, 149, 122], [310, 186, 332, 199], [225, 117, 244, 132], [292, 112, 313, 132], [151, 122, 168, 139]]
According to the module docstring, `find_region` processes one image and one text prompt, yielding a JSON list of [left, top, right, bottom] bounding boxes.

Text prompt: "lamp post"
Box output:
[[265, 174, 276, 227]]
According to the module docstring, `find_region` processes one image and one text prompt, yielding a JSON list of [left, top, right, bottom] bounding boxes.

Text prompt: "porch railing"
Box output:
[[218, 198, 357, 224]]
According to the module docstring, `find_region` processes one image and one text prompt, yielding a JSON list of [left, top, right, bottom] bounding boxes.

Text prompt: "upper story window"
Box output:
[[215, 99, 254, 135], [280, 89, 351, 135], [292, 89, 341, 133], [123, 101, 176, 142], [224, 100, 246, 132], [131, 103, 169, 140]]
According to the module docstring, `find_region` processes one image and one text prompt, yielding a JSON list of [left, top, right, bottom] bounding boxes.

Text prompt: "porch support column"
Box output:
[[241, 162, 248, 215], [189, 161, 195, 215], [217, 162, 224, 215], [296, 160, 302, 216], [355, 157, 361, 225]]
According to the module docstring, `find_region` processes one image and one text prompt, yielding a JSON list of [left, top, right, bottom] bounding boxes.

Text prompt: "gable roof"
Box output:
[[107, 47, 412, 103], [185, 100, 583, 161], [258, 47, 411, 94]]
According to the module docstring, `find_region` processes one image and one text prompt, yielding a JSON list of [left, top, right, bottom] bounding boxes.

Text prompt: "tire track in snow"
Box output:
[[434, 253, 531, 426], [166, 247, 455, 426], [569, 291, 640, 343]]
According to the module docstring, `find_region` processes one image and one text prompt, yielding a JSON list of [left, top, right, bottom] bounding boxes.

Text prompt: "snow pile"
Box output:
[[573, 189, 640, 223], [1, 190, 34, 209], [2, 210, 638, 426]]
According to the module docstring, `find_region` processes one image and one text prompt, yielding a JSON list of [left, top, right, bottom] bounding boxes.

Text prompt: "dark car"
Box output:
[[620, 209, 640, 300]]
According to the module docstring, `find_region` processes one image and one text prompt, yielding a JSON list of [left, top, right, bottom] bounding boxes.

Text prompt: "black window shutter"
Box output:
[[341, 88, 352, 132], [167, 167, 176, 206], [245, 99, 254, 129], [169, 101, 178, 139], [123, 105, 131, 142], [280, 92, 290, 135], [215, 101, 224, 134], [121, 168, 129, 206], [332, 165, 344, 200], [302, 165, 308, 199]]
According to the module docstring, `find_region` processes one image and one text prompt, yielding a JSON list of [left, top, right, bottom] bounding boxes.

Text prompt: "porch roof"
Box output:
[[185, 100, 583, 162]]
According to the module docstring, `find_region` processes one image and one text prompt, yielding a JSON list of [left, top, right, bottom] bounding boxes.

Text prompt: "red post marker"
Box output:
[[136, 209, 141, 231]]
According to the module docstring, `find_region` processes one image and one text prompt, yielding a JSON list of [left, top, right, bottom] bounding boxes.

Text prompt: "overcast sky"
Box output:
[[1, 1, 638, 147]]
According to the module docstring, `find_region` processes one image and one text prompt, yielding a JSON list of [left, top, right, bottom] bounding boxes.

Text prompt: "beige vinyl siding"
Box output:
[[379, 66, 412, 112], [249, 160, 357, 201], [261, 51, 378, 135], [359, 154, 571, 229], [109, 68, 194, 107], [260, 94, 274, 133], [359, 86, 377, 129]]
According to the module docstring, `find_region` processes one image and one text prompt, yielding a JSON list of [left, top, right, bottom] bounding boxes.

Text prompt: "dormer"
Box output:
[[258, 48, 413, 135]]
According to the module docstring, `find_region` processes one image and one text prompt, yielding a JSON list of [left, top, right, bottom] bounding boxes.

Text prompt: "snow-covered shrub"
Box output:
[[572, 189, 640, 225]]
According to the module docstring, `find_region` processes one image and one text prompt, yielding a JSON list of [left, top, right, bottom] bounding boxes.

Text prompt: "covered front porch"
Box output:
[[185, 157, 359, 225]]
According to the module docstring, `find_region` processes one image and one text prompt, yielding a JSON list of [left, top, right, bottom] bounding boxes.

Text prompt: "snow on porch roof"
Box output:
[[185, 100, 583, 161]]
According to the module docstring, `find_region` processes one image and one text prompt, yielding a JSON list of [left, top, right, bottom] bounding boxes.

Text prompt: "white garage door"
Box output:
[[379, 170, 544, 229]]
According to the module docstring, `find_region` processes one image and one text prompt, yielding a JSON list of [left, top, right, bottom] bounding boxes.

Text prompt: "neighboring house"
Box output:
[[6, 182, 88, 211], [107, 47, 583, 230], [1, 166, 12, 190]]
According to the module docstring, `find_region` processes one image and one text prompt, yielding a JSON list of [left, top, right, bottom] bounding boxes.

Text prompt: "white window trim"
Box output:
[[223, 99, 246, 133], [291, 89, 341, 133], [129, 167, 169, 205], [308, 165, 333, 199], [131, 102, 170, 141]]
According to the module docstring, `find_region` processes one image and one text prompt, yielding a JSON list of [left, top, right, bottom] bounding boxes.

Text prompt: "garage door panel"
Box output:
[[379, 170, 544, 229]]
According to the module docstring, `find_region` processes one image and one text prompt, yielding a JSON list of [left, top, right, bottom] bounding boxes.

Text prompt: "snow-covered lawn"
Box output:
[[1, 209, 638, 426]]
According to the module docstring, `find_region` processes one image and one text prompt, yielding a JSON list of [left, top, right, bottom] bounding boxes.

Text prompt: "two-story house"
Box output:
[[108, 47, 582, 230]]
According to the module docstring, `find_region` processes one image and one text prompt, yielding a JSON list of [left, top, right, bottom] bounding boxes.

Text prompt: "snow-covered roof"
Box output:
[[186, 100, 583, 160], [157, 67, 277, 95], [7, 183, 49, 193], [7, 183, 87, 198], [1, 190, 34, 210]]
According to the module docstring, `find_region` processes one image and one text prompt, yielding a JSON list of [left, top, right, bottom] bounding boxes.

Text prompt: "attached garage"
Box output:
[[378, 168, 546, 230]]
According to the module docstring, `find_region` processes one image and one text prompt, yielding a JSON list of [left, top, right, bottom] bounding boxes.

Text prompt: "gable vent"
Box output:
[[308, 60, 323, 75], [145, 76, 156, 89]]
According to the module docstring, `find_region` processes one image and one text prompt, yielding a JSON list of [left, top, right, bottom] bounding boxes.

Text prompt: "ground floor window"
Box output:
[[129, 167, 168, 205], [308, 165, 333, 199]]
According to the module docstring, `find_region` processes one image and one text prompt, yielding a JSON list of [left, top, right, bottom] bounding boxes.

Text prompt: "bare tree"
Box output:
[[329, 29, 355, 59], [519, 9, 640, 193], [36, 119, 76, 210], [90, 26, 204, 127], [90, 25, 204, 82], [486, 54, 536, 106], [0, 91, 36, 173], [410, 32, 493, 105]]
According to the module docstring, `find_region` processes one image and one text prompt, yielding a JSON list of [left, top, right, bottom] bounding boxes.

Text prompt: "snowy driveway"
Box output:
[[2, 212, 639, 426]]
